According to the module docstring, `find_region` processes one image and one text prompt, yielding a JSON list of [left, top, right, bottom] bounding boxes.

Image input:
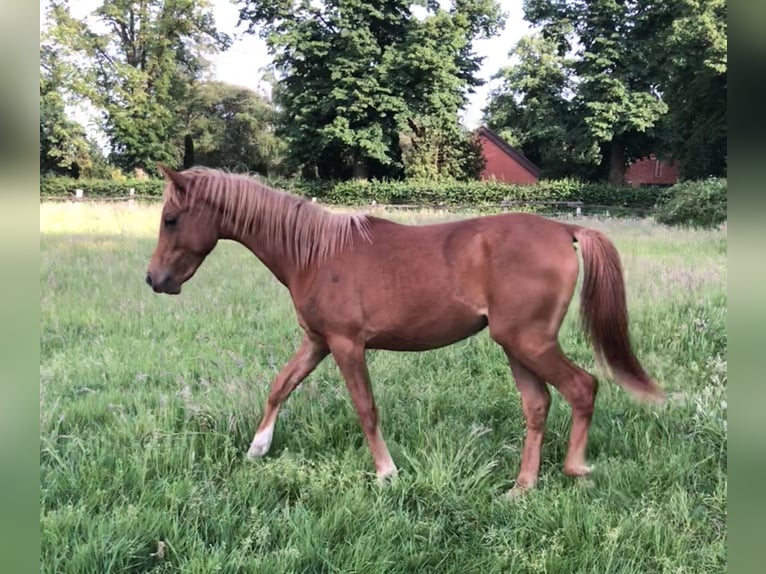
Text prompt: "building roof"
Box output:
[[476, 126, 542, 178]]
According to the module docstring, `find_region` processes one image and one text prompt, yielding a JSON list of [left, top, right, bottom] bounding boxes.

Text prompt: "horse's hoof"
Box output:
[[563, 463, 594, 478], [505, 483, 534, 500], [246, 428, 273, 459], [375, 467, 399, 487], [246, 442, 270, 459]]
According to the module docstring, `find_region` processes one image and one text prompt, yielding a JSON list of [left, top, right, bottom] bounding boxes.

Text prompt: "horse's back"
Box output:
[[291, 212, 580, 349]]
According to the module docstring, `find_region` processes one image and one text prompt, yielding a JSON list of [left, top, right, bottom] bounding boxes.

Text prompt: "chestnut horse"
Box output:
[[146, 165, 663, 495]]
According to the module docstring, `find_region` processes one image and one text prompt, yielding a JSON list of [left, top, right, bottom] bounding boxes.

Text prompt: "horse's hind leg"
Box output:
[[490, 240, 595, 487], [247, 334, 329, 459], [503, 352, 551, 494], [501, 334, 598, 480]]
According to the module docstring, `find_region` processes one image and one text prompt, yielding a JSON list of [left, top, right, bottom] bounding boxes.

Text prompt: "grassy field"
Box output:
[[40, 202, 727, 573]]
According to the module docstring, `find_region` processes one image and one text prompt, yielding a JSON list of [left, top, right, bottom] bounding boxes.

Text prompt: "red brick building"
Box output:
[[476, 126, 679, 187], [476, 126, 541, 185], [624, 155, 679, 187]]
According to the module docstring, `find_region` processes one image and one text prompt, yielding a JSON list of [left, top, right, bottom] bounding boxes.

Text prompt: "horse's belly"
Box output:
[[364, 308, 488, 351]]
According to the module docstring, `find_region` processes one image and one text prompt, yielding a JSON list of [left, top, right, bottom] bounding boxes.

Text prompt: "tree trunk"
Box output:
[[183, 134, 195, 169], [352, 152, 368, 180], [608, 137, 626, 185]]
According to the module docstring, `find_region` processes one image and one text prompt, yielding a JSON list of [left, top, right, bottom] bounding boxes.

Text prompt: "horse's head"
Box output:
[[145, 164, 219, 295]]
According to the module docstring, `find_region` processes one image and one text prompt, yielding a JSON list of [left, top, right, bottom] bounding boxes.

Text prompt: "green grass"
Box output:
[[40, 202, 727, 573]]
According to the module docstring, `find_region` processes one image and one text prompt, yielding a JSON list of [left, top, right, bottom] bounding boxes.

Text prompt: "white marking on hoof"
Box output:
[[246, 425, 274, 459], [564, 463, 594, 477], [376, 464, 398, 487], [504, 474, 537, 500]]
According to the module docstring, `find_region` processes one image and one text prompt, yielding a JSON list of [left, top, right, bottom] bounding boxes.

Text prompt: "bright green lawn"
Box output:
[[40, 202, 726, 573]]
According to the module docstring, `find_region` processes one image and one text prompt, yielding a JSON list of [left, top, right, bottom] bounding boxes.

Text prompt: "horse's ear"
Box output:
[[157, 163, 190, 192]]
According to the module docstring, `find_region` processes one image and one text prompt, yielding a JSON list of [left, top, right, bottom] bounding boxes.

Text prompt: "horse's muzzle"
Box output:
[[145, 271, 181, 295]]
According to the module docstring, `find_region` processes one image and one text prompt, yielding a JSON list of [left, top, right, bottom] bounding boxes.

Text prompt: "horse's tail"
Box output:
[[571, 226, 665, 404]]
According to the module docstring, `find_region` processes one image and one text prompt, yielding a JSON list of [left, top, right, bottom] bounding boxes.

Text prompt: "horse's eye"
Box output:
[[164, 216, 178, 228]]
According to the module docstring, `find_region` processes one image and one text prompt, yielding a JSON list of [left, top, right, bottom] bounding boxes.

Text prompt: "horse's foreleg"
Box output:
[[246, 335, 328, 459], [329, 336, 397, 483]]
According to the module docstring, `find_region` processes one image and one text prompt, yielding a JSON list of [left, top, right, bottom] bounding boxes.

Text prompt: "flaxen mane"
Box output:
[[164, 167, 371, 268]]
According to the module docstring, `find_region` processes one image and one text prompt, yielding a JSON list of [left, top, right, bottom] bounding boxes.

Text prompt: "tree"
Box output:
[[400, 117, 485, 181], [237, 0, 503, 180], [46, 0, 231, 172], [661, 0, 727, 179], [392, 1, 500, 181], [488, 0, 670, 183], [185, 81, 286, 175], [486, 0, 726, 183], [484, 34, 605, 180], [40, 38, 95, 177]]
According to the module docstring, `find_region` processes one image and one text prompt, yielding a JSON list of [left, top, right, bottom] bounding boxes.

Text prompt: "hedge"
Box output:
[[40, 176, 165, 198], [318, 179, 665, 209], [654, 178, 727, 228], [41, 175, 668, 214], [41, 175, 727, 226]]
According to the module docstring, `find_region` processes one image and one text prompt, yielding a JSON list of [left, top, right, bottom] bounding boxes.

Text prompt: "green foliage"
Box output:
[[39, 39, 98, 178], [655, 178, 727, 229], [40, 174, 666, 214], [40, 174, 669, 216], [40, 176, 164, 198], [186, 82, 286, 175], [486, 0, 726, 183], [238, 0, 504, 180], [485, 34, 596, 180], [489, 0, 669, 183], [400, 119, 486, 182], [46, 0, 231, 171], [661, 0, 727, 179], [39, 92, 95, 178], [320, 179, 665, 212], [240, 0, 412, 179]]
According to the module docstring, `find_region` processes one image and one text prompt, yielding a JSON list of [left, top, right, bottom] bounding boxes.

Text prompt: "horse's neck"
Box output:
[[216, 214, 294, 287]]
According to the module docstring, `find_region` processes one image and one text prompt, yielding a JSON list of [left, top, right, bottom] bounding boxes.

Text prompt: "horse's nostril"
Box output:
[[145, 272, 153, 287]]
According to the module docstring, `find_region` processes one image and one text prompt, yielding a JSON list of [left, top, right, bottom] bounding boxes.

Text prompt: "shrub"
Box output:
[[654, 178, 727, 228], [300, 178, 665, 211]]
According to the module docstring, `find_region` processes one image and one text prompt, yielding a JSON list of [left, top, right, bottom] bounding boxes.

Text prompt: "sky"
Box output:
[[48, 0, 531, 135]]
